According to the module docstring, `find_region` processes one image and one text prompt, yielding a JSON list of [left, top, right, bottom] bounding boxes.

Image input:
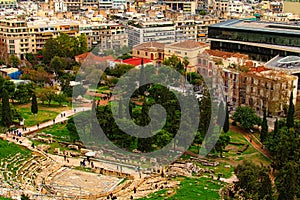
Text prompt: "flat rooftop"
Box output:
[[210, 19, 300, 36], [265, 55, 300, 74]]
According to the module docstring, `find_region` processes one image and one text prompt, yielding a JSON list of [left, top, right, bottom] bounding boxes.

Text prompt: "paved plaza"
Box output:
[[51, 168, 122, 197]]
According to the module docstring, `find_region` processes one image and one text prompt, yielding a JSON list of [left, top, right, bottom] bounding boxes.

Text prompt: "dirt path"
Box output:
[[230, 126, 272, 160]]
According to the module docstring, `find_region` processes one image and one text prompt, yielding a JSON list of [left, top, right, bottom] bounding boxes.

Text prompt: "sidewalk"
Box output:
[[17, 107, 91, 136]]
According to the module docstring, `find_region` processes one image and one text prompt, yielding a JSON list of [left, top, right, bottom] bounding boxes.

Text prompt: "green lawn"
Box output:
[[0, 197, 12, 200], [0, 139, 32, 180], [0, 139, 31, 159], [139, 177, 224, 200], [14, 103, 71, 127], [38, 123, 78, 142]]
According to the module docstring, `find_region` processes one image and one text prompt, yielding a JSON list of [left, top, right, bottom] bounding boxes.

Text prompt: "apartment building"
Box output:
[[240, 68, 297, 116], [64, 0, 82, 12], [27, 19, 80, 54], [0, 19, 31, 60], [213, 0, 229, 13], [195, 17, 219, 43], [127, 21, 175, 47], [0, 16, 128, 58], [82, 22, 127, 50], [197, 49, 249, 108], [162, 0, 197, 14], [197, 49, 298, 116], [0, 0, 17, 9], [175, 20, 197, 42]]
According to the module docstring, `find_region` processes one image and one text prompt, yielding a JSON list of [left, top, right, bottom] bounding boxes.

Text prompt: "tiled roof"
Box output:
[[115, 57, 152, 67], [167, 40, 208, 49], [75, 52, 115, 63], [204, 49, 249, 59], [133, 42, 165, 50]]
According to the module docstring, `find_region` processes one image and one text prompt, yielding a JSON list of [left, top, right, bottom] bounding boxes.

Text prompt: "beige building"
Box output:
[[164, 40, 209, 67], [28, 20, 80, 54], [197, 49, 298, 116], [82, 22, 128, 50], [132, 42, 165, 63], [0, 0, 17, 8], [283, 0, 300, 16], [0, 19, 31, 60]]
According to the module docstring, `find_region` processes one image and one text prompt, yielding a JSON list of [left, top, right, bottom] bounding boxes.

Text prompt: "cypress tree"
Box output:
[[261, 108, 268, 142], [217, 101, 224, 128], [119, 98, 123, 119], [223, 102, 230, 133], [2, 89, 12, 127], [274, 118, 279, 135], [31, 93, 38, 115], [286, 92, 294, 128]]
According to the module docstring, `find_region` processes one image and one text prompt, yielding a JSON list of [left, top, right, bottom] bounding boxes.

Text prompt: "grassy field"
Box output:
[[139, 177, 224, 200], [16, 103, 70, 127], [38, 123, 78, 142], [0, 197, 11, 200], [0, 139, 32, 180], [0, 139, 31, 159]]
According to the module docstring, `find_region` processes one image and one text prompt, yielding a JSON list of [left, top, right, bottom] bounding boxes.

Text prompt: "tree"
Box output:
[[215, 133, 230, 157], [50, 56, 65, 74], [118, 98, 123, 118], [2, 89, 12, 127], [286, 92, 294, 128], [73, 84, 87, 98], [31, 93, 38, 115], [274, 118, 279, 135], [223, 102, 230, 133], [25, 53, 36, 65], [53, 93, 67, 106], [14, 83, 34, 104], [8, 55, 20, 68], [43, 38, 60, 63], [217, 101, 225, 129], [233, 106, 262, 130], [261, 108, 268, 142], [276, 161, 299, 200], [234, 161, 273, 200]]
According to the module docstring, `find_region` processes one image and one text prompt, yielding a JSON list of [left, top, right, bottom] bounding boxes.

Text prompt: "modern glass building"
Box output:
[[208, 19, 300, 61]]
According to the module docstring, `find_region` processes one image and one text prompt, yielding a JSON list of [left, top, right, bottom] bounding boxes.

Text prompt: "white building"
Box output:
[[127, 21, 175, 47]]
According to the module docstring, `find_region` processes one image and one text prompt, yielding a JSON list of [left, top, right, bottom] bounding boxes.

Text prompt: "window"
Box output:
[[137, 51, 140, 55], [9, 40, 14, 44]]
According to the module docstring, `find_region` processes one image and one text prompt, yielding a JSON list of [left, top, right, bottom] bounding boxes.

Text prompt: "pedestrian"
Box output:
[[74, 109, 76, 113], [64, 155, 67, 161], [133, 187, 136, 194], [31, 143, 35, 148], [37, 124, 39, 129], [67, 159, 69, 163], [91, 162, 94, 168], [53, 119, 55, 124], [63, 113, 66, 117], [61, 113, 63, 118]]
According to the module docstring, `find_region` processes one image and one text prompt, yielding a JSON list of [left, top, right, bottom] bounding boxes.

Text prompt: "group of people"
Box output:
[[80, 157, 94, 168]]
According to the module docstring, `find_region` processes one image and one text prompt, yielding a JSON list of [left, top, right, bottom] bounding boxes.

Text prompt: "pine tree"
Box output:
[[223, 102, 230, 133], [31, 93, 38, 115], [286, 92, 294, 128], [2, 89, 12, 127], [261, 108, 268, 142]]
